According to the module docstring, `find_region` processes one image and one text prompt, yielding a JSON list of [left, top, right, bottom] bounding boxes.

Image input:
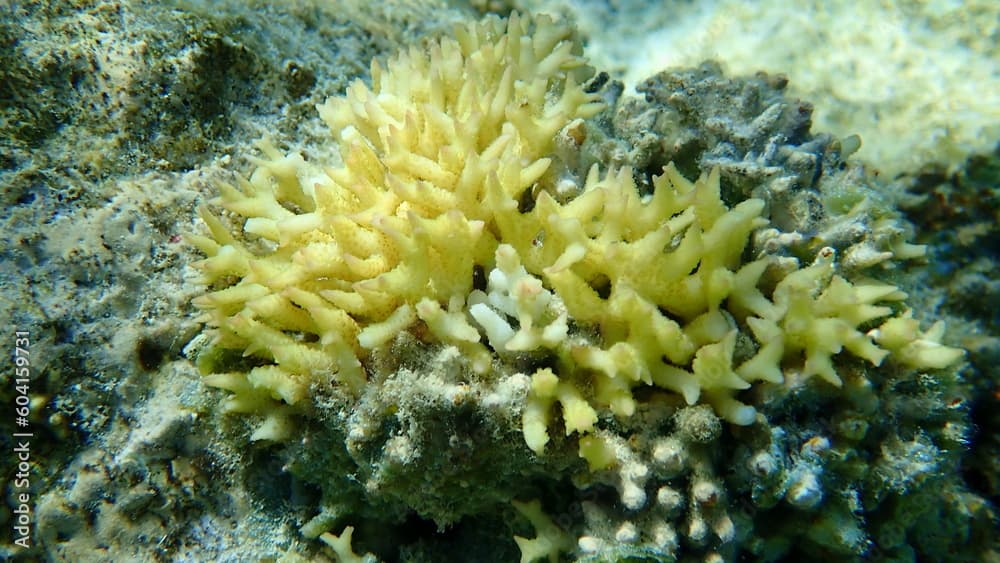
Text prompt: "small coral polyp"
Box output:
[[188, 13, 962, 453]]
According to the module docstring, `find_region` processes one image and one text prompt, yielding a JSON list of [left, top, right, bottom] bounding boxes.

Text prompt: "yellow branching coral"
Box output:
[[189, 12, 963, 453], [189, 13, 603, 440], [512, 499, 574, 563], [319, 526, 374, 563]]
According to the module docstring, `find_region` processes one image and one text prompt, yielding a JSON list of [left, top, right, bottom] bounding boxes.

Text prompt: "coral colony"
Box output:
[[189, 13, 967, 562]]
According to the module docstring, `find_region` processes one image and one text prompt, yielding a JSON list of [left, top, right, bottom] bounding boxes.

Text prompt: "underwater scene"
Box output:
[[1, 0, 998, 561]]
